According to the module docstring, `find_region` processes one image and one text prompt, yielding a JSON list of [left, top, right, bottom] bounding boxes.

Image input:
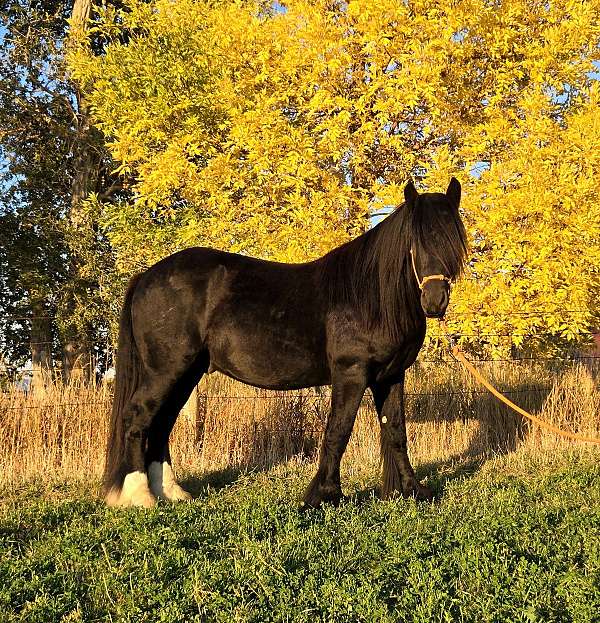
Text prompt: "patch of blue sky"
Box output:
[[369, 208, 394, 227], [470, 161, 490, 179], [452, 28, 468, 43]]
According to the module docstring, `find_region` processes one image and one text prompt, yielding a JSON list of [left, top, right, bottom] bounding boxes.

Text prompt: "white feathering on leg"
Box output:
[[162, 462, 192, 501], [107, 471, 156, 508], [148, 461, 192, 501]]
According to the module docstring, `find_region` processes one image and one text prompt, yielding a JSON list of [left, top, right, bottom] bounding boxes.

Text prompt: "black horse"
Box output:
[[104, 178, 467, 508]]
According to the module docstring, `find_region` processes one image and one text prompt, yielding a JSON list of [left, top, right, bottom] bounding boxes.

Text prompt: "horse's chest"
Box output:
[[371, 339, 424, 382]]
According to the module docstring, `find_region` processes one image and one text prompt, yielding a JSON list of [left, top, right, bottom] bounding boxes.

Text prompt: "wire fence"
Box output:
[[1, 308, 597, 321], [1, 381, 598, 410], [2, 311, 599, 409]]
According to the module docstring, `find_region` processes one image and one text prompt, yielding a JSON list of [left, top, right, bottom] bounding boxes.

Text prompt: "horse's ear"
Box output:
[[404, 179, 419, 205], [446, 177, 461, 208]]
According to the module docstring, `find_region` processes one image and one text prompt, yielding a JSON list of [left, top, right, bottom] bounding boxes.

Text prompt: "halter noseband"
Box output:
[[410, 248, 451, 290]]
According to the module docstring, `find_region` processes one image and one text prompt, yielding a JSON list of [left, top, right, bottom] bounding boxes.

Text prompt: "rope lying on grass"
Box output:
[[440, 319, 600, 445]]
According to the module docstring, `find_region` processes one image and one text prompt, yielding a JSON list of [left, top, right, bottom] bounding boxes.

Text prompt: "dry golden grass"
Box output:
[[0, 359, 598, 487]]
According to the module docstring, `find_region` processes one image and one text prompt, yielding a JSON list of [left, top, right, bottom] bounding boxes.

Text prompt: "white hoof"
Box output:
[[148, 461, 192, 502], [106, 471, 157, 508]]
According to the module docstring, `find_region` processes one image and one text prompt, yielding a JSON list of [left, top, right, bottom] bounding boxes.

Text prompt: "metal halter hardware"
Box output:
[[410, 248, 451, 290]]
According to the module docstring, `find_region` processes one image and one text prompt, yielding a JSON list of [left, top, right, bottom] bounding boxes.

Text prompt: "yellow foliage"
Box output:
[[68, 0, 600, 355]]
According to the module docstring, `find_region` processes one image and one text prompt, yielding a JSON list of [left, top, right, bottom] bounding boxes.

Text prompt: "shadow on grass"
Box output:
[[180, 453, 488, 511], [416, 456, 484, 498], [179, 467, 244, 499], [179, 444, 496, 509], [349, 455, 485, 507]]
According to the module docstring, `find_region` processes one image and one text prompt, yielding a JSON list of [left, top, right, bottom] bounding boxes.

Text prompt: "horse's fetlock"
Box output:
[[303, 473, 342, 508]]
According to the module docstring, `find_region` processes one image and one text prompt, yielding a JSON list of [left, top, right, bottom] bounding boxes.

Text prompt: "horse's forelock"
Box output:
[[411, 195, 468, 280]]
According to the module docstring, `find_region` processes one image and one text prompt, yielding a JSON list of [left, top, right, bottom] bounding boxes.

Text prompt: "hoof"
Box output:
[[303, 477, 342, 509], [105, 489, 157, 508], [105, 486, 121, 507], [405, 481, 434, 502], [381, 480, 434, 503], [166, 484, 193, 502]]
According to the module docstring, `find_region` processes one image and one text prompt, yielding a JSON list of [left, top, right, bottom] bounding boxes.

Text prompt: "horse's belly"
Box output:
[[207, 327, 328, 390]]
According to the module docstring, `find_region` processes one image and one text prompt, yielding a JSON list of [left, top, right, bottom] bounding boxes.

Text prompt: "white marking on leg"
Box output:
[[163, 462, 192, 501], [110, 471, 156, 508], [105, 486, 121, 507], [148, 461, 192, 501]]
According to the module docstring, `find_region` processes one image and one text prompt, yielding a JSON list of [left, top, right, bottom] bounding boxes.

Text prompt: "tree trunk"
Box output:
[[61, 103, 97, 384], [62, 0, 94, 384], [30, 299, 53, 392], [71, 0, 91, 24], [62, 339, 90, 384], [182, 385, 199, 424], [182, 384, 207, 445]]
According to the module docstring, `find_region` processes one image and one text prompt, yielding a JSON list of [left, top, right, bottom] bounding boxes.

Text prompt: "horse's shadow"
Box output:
[[351, 456, 483, 506], [179, 467, 244, 499], [180, 455, 484, 508]]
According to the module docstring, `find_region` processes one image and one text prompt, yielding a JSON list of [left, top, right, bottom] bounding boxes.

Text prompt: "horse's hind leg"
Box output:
[[106, 374, 175, 508], [147, 443, 192, 502], [371, 376, 433, 501], [146, 405, 192, 502], [146, 359, 207, 501], [303, 364, 367, 508]]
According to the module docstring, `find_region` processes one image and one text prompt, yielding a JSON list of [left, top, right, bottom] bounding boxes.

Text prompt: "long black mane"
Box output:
[[318, 197, 467, 341]]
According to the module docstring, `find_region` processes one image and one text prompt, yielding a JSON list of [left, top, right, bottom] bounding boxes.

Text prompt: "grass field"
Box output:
[[1, 361, 599, 621], [1, 452, 600, 622]]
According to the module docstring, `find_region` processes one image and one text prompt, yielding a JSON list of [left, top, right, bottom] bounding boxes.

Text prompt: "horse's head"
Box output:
[[404, 178, 467, 319]]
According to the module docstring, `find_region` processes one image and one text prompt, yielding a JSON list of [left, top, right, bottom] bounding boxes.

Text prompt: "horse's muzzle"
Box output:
[[424, 310, 446, 319], [421, 285, 449, 319]]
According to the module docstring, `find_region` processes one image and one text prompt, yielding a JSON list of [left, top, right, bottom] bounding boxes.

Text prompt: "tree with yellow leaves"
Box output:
[[68, 0, 600, 355]]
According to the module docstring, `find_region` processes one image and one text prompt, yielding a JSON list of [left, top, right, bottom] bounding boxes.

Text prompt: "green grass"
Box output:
[[1, 455, 599, 623]]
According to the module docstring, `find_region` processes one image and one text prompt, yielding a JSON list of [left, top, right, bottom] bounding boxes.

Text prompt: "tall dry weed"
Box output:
[[1, 360, 598, 487]]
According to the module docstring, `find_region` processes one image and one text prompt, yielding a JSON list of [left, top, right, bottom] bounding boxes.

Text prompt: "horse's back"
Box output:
[[129, 247, 329, 388]]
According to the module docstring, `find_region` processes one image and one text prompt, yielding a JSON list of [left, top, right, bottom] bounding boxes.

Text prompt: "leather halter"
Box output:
[[410, 248, 451, 290]]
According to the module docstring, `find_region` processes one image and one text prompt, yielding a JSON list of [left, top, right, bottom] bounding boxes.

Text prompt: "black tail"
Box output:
[[103, 274, 144, 497]]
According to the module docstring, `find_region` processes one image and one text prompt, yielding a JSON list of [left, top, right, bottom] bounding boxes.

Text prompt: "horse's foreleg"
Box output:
[[303, 365, 367, 508], [372, 376, 433, 502]]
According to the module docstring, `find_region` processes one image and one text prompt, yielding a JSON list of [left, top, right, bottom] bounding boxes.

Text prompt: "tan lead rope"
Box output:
[[439, 319, 600, 445]]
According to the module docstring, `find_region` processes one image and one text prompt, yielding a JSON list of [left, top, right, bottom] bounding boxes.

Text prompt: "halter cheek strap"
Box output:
[[410, 248, 451, 290]]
